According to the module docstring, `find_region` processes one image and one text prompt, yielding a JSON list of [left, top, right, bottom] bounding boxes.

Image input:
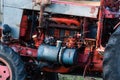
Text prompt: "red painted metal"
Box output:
[[64, 37, 76, 48], [14, 0, 104, 74], [77, 45, 103, 72], [54, 29, 60, 38], [49, 17, 81, 26], [49, 23, 81, 30], [43, 50, 101, 73], [3, 0, 119, 77], [11, 45, 38, 57], [20, 15, 28, 37], [42, 66, 71, 73], [96, 0, 104, 48], [92, 51, 103, 72], [83, 18, 89, 38], [33, 31, 45, 47], [0, 65, 10, 80], [9, 41, 103, 73]]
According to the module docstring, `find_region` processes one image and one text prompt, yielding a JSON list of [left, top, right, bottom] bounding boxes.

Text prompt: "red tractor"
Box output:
[[0, 0, 119, 80]]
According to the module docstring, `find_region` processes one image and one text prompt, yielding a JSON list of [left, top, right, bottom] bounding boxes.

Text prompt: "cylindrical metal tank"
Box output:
[[38, 45, 78, 65], [61, 49, 77, 65], [38, 45, 60, 62]]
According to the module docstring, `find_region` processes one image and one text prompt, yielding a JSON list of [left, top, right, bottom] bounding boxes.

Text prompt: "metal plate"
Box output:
[[3, 0, 99, 18], [45, 2, 99, 18], [3, 7, 23, 38]]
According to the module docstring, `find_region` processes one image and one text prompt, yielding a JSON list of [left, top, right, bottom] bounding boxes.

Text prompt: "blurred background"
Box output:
[[0, 0, 2, 25]]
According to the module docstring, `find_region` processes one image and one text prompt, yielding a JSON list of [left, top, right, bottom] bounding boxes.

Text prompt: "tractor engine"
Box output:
[[18, 10, 98, 68], [1, 0, 120, 79], [2, 9, 102, 78]]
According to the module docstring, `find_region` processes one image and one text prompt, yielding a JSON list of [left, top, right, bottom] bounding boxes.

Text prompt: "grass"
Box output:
[[58, 74, 102, 80]]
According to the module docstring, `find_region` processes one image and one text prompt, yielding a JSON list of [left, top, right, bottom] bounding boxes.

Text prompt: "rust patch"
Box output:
[[90, 7, 96, 14]]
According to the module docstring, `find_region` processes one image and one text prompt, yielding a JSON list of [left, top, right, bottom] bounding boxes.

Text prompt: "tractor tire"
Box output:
[[0, 44, 26, 80], [103, 26, 120, 80]]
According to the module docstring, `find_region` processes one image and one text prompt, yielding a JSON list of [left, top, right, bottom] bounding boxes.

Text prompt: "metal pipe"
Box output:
[[96, 0, 104, 48], [38, 5, 45, 28], [114, 21, 120, 30], [56, 40, 62, 48]]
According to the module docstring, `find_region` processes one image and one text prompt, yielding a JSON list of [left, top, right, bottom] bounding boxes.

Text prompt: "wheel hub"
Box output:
[[0, 57, 12, 80], [0, 65, 10, 80]]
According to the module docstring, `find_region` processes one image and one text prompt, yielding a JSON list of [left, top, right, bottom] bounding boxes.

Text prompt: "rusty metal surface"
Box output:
[[49, 23, 81, 30], [3, 0, 99, 18], [96, 0, 104, 47], [53, 0, 100, 6], [3, 0, 40, 10], [45, 1, 99, 18]]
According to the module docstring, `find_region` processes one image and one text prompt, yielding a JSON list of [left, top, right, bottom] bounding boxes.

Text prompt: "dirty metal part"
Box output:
[[114, 21, 120, 30], [20, 15, 28, 37], [42, 66, 71, 73], [39, 5, 45, 28], [38, 44, 78, 65], [3, 24, 11, 35], [56, 40, 62, 48], [38, 44, 60, 62], [37, 0, 51, 28], [61, 48, 77, 65], [3, 0, 117, 77], [64, 37, 77, 48], [85, 38, 96, 47], [49, 17, 81, 26], [49, 23, 81, 30], [11, 45, 38, 57], [33, 31, 45, 47], [45, 1, 99, 18], [35, 0, 51, 5], [96, 0, 104, 48]]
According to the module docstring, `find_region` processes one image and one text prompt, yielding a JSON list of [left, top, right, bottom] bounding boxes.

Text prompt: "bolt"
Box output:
[[41, 72, 43, 75], [0, 75, 2, 78], [27, 50, 32, 56], [3, 71, 6, 73]]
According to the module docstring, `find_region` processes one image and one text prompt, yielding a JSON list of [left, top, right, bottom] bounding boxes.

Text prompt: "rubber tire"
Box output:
[[0, 44, 26, 80], [103, 26, 120, 80]]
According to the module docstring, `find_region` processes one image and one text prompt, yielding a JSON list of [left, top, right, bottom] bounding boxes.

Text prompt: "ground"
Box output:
[[59, 74, 102, 80]]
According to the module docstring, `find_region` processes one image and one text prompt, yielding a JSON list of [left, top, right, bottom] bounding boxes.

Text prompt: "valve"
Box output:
[[35, 0, 51, 28]]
